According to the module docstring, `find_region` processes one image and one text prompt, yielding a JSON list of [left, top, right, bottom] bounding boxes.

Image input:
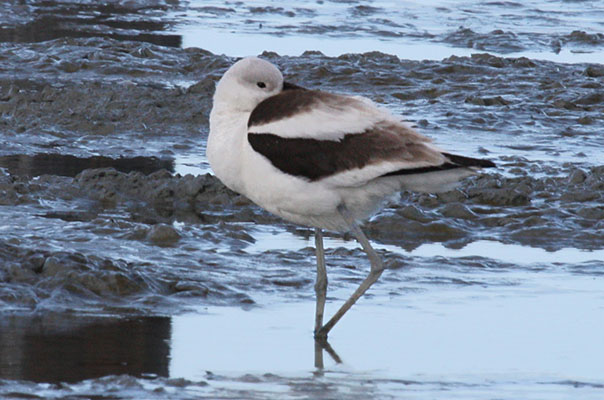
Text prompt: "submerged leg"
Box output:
[[314, 336, 343, 370], [315, 204, 385, 339], [314, 228, 328, 336]]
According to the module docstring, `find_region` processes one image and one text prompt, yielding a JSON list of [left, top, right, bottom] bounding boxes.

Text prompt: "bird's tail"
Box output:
[[385, 152, 496, 193]]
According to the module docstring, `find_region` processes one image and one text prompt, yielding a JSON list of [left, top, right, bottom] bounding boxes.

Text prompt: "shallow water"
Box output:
[[248, 227, 604, 264], [176, 0, 604, 63], [3, 268, 604, 398], [0, 0, 603, 398]]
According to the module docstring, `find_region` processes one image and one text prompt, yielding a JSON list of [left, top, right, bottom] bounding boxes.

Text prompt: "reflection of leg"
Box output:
[[315, 204, 385, 339], [314, 228, 328, 337]]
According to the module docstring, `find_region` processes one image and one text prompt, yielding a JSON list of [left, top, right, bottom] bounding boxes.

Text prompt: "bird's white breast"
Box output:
[[207, 104, 249, 195]]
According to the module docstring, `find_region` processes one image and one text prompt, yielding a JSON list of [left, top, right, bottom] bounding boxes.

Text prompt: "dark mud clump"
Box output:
[[443, 28, 526, 53], [71, 168, 273, 224], [0, 153, 174, 177], [562, 30, 604, 47], [368, 165, 604, 252], [1, 242, 158, 311]]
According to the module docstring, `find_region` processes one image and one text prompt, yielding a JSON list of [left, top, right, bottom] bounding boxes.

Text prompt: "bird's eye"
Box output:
[[256, 82, 266, 89]]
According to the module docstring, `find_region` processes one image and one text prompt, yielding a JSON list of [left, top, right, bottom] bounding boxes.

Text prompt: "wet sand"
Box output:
[[1, 0, 603, 399]]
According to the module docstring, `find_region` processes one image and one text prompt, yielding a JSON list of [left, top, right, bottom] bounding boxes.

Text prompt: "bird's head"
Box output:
[[213, 57, 284, 112]]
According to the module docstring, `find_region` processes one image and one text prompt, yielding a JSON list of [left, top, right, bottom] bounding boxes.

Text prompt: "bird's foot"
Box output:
[[314, 334, 342, 368]]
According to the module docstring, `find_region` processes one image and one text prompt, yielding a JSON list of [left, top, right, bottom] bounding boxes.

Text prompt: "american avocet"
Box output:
[[207, 57, 495, 339]]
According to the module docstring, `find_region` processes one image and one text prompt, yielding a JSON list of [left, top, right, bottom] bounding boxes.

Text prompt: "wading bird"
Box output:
[[207, 57, 495, 339]]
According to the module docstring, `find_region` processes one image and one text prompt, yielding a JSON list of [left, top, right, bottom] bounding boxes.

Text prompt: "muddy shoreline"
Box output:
[[1, 35, 603, 315]]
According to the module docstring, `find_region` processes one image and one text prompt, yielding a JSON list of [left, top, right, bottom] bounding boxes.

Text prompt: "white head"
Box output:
[[213, 57, 284, 112]]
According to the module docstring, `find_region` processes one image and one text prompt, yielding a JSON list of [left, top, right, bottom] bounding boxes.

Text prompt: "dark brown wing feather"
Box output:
[[248, 128, 450, 181], [248, 87, 316, 128]]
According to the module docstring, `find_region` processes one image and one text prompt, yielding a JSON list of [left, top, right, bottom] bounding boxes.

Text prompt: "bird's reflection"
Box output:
[[0, 314, 170, 383], [314, 337, 342, 372]]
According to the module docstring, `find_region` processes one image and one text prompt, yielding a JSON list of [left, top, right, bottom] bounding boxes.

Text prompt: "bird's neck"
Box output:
[[207, 106, 250, 194]]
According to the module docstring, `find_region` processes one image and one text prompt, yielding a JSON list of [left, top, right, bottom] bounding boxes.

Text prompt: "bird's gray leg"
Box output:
[[314, 339, 324, 370], [314, 228, 328, 337], [315, 204, 385, 339]]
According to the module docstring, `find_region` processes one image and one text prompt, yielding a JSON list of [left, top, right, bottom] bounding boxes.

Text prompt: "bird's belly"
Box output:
[[243, 168, 341, 226], [239, 146, 401, 231]]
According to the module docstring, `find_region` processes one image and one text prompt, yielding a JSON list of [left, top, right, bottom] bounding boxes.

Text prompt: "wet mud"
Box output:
[[0, 0, 183, 47], [1, 1, 603, 398], [0, 153, 174, 177]]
